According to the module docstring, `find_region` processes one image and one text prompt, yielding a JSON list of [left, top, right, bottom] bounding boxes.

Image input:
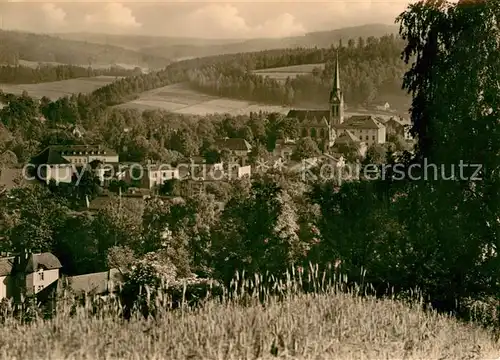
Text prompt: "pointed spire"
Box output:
[[333, 50, 340, 91]]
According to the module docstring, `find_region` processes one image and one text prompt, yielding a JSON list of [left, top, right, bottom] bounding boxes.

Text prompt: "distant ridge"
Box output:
[[0, 29, 171, 69], [55, 24, 399, 60]]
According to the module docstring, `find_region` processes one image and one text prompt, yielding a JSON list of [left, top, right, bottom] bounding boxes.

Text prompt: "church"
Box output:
[[285, 52, 387, 153]]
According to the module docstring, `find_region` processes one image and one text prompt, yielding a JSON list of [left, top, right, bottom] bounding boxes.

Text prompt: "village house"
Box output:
[[215, 138, 252, 163], [272, 138, 296, 160], [0, 252, 62, 300], [385, 116, 413, 140], [335, 115, 386, 147]]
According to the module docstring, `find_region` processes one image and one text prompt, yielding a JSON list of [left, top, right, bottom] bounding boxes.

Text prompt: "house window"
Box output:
[[38, 271, 44, 281], [310, 128, 317, 138], [301, 128, 308, 137], [372, 135, 375, 141], [36, 285, 43, 292], [365, 136, 369, 141]]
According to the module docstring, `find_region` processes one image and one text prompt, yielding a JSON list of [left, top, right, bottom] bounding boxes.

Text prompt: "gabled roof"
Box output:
[[23, 253, 62, 273], [6, 252, 62, 274], [30, 147, 70, 165], [216, 138, 252, 152], [286, 110, 330, 122], [335, 130, 360, 144], [337, 115, 385, 130]]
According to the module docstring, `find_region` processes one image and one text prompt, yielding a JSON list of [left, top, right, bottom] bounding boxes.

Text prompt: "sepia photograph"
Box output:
[[0, 0, 499, 359]]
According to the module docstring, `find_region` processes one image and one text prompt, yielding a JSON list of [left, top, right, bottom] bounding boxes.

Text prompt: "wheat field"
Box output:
[[0, 276, 498, 360]]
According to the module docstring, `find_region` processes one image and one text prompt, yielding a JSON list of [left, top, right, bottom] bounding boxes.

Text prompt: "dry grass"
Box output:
[[0, 280, 498, 360], [0, 76, 122, 100]]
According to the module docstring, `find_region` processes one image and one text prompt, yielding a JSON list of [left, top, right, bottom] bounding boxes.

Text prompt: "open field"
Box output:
[[0, 289, 498, 359], [253, 63, 325, 82], [116, 83, 401, 118], [0, 76, 122, 100], [116, 83, 292, 115]]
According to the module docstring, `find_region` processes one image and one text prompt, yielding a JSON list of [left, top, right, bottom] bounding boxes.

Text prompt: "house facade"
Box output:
[[385, 116, 413, 140], [0, 252, 62, 300], [216, 138, 252, 161]]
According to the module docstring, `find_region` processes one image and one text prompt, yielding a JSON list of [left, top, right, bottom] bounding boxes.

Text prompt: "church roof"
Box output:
[[337, 115, 385, 130], [286, 110, 330, 122]]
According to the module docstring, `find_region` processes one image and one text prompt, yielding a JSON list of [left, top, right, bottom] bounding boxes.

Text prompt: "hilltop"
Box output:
[[56, 24, 398, 60], [0, 30, 171, 69]]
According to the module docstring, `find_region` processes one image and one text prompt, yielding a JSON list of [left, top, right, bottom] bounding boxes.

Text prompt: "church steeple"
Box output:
[[333, 50, 340, 91], [329, 50, 344, 126]]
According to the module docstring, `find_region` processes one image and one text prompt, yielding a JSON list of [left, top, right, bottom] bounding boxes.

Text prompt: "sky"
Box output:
[[0, 1, 424, 39]]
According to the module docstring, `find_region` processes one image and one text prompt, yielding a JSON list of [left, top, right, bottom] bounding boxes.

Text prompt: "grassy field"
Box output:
[[0, 76, 121, 100], [0, 287, 498, 360], [116, 83, 292, 116], [253, 63, 325, 82]]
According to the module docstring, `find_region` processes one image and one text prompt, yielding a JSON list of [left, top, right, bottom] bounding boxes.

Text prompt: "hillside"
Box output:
[[140, 24, 399, 59], [0, 30, 171, 69], [55, 24, 398, 61], [54, 32, 243, 51]]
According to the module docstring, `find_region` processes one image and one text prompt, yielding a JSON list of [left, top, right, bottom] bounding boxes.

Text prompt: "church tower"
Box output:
[[329, 51, 344, 126]]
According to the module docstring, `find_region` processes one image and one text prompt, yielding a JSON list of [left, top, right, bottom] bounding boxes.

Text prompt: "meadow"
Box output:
[[0, 76, 121, 101], [252, 63, 325, 82], [116, 83, 292, 116], [0, 277, 498, 360]]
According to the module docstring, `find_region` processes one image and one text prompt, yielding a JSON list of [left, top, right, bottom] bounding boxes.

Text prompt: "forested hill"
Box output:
[[0, 30, 171, 69], [185, 34, 410, 110], [56, 24, 398, 60]]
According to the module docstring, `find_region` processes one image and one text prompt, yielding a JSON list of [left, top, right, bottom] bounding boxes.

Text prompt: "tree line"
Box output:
[[186, 34, 410, 109], [0, 64, 143, 84]]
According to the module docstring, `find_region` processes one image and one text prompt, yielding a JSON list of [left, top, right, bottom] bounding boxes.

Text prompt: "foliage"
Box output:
[[291, 137, 321, 161]]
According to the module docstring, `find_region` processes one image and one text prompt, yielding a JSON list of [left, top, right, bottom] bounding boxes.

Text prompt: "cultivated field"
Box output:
[[0, 289, 498, 359], [253, 63, 325, 82], [0, 76, 121, 100], [116, 83, 292, 115]]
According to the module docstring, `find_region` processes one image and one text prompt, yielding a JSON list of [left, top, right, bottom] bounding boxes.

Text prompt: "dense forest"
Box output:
[[0, 64, 143, 84], [187, 34, 410, 109], [0, 30, 171, 69]]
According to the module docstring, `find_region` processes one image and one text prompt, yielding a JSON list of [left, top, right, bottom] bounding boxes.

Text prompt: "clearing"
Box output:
[[252, 63, 325, 82], [0, 76, 122, 101], [115, 83, 292, 115]]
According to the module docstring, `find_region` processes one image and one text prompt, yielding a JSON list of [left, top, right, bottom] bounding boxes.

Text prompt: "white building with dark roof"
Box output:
[[0, 252, 62, 300]]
